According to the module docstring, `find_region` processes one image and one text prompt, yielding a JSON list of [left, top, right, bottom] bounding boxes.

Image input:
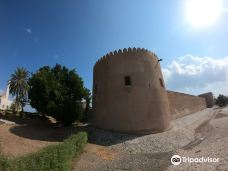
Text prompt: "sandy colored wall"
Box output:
[[198, 92, 214, 108], [92, 48, 171, 134], [167, 90, 206, 119]]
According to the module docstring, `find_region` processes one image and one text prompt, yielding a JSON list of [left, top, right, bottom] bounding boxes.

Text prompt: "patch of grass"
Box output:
[[0, 132, 87, 171], [0, 153, 11, 171]]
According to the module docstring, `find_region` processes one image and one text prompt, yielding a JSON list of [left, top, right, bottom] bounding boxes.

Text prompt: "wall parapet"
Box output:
[[94, 47, 158, 70]]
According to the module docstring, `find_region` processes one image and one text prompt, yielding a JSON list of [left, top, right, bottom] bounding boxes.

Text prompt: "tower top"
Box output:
[[94, 47, 158, 70]]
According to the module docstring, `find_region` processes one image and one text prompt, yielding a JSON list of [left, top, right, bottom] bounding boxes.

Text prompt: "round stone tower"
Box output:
[[92, 48, 171, 134]]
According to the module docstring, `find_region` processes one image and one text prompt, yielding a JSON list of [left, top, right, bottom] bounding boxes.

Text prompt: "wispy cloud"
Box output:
[[162, 55, 228, 96], [25, 28, 32, 34], [21, 26, 32, 35], [53, 54, 61, 60]]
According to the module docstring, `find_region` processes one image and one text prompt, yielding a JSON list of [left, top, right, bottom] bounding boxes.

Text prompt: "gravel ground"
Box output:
[[167, 108, 228, 171], [73, 107, 224, 171]]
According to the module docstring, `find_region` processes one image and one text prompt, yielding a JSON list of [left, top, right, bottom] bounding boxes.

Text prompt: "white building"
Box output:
[[0, 85, 13, 110]]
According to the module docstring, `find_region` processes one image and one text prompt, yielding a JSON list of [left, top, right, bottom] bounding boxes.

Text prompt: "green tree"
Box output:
[[216, 94, 227, 107], [28, 64, 88, 125], [10, 101, 20, 113], [9, 67, 30, 113], [83, 88, 91, 121]]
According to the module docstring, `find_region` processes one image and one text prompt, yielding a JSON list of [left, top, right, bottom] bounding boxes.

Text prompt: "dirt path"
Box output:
[[73, 108, 228, 171], [167, 108, 228, 171], [0, 124, 57, 156], [0, 117, 84, 157]]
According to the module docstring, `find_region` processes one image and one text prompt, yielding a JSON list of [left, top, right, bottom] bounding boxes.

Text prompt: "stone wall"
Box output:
[[198, 92, 214, 108], [167, 90, 206, 119]]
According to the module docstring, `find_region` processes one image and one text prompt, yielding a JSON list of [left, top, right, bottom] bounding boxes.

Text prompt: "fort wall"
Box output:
[[198, 92, 214, 108], [167, 90, 207, 119], [92, 47, 210, 134]]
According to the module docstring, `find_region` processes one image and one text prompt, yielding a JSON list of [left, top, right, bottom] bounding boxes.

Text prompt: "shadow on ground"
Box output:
[[9, 124, 87, 142], [9, 124, 144, 145], [1, 115, 143, 145]]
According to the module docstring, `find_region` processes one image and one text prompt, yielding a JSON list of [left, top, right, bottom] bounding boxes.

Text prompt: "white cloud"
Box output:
[[162, 55, 228, 96], [25, 28, 32, 34], [53, 54, 60, 60]]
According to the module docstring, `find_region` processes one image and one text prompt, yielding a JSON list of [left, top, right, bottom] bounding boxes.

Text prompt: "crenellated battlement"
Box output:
[[94, 47, 158, 69]]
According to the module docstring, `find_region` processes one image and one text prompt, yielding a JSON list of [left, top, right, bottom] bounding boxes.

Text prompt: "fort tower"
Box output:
[[92, 48, 171, 134]]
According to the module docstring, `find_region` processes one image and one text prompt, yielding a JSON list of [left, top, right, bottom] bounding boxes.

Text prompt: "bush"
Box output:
[[28, 64, 89, 125], [10, 101, 21, 114], [0, 132, 87, 171], [216, 94, 227, 107]]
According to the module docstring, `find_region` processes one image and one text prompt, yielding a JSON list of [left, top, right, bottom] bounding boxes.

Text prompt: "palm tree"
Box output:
[[9, 67, 30, 113]]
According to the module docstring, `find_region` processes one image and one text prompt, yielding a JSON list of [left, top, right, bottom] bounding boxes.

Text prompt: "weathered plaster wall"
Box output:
[[198, 92, 214, 108], [0, 85, 13, 110], [167, 90, 207, 119], [92, 48, 171, 134]]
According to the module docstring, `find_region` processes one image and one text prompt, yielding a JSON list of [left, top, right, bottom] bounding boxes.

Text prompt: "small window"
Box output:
[[124, 76, 132, 86], [94, 84, 98, 94], [159, 78, 164, 88]]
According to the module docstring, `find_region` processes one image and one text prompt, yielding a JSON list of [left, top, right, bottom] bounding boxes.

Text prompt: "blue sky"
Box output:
[[1, 0, 228, 98]]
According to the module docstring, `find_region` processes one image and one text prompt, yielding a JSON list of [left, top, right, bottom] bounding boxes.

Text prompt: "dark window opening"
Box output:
[[124, 76, 132, 86], [94, 84, 98, 94], [159, 78, 164, 88]]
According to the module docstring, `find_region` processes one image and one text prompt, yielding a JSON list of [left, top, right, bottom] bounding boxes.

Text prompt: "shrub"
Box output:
[[28, 64, 90, 125], [10, 101, 21, 114], [216, 94, 227, 107], [0, 132, 87, 171]]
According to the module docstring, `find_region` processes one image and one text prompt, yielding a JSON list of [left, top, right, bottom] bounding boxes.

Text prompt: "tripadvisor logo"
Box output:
[[171, 155, 181, 165]]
